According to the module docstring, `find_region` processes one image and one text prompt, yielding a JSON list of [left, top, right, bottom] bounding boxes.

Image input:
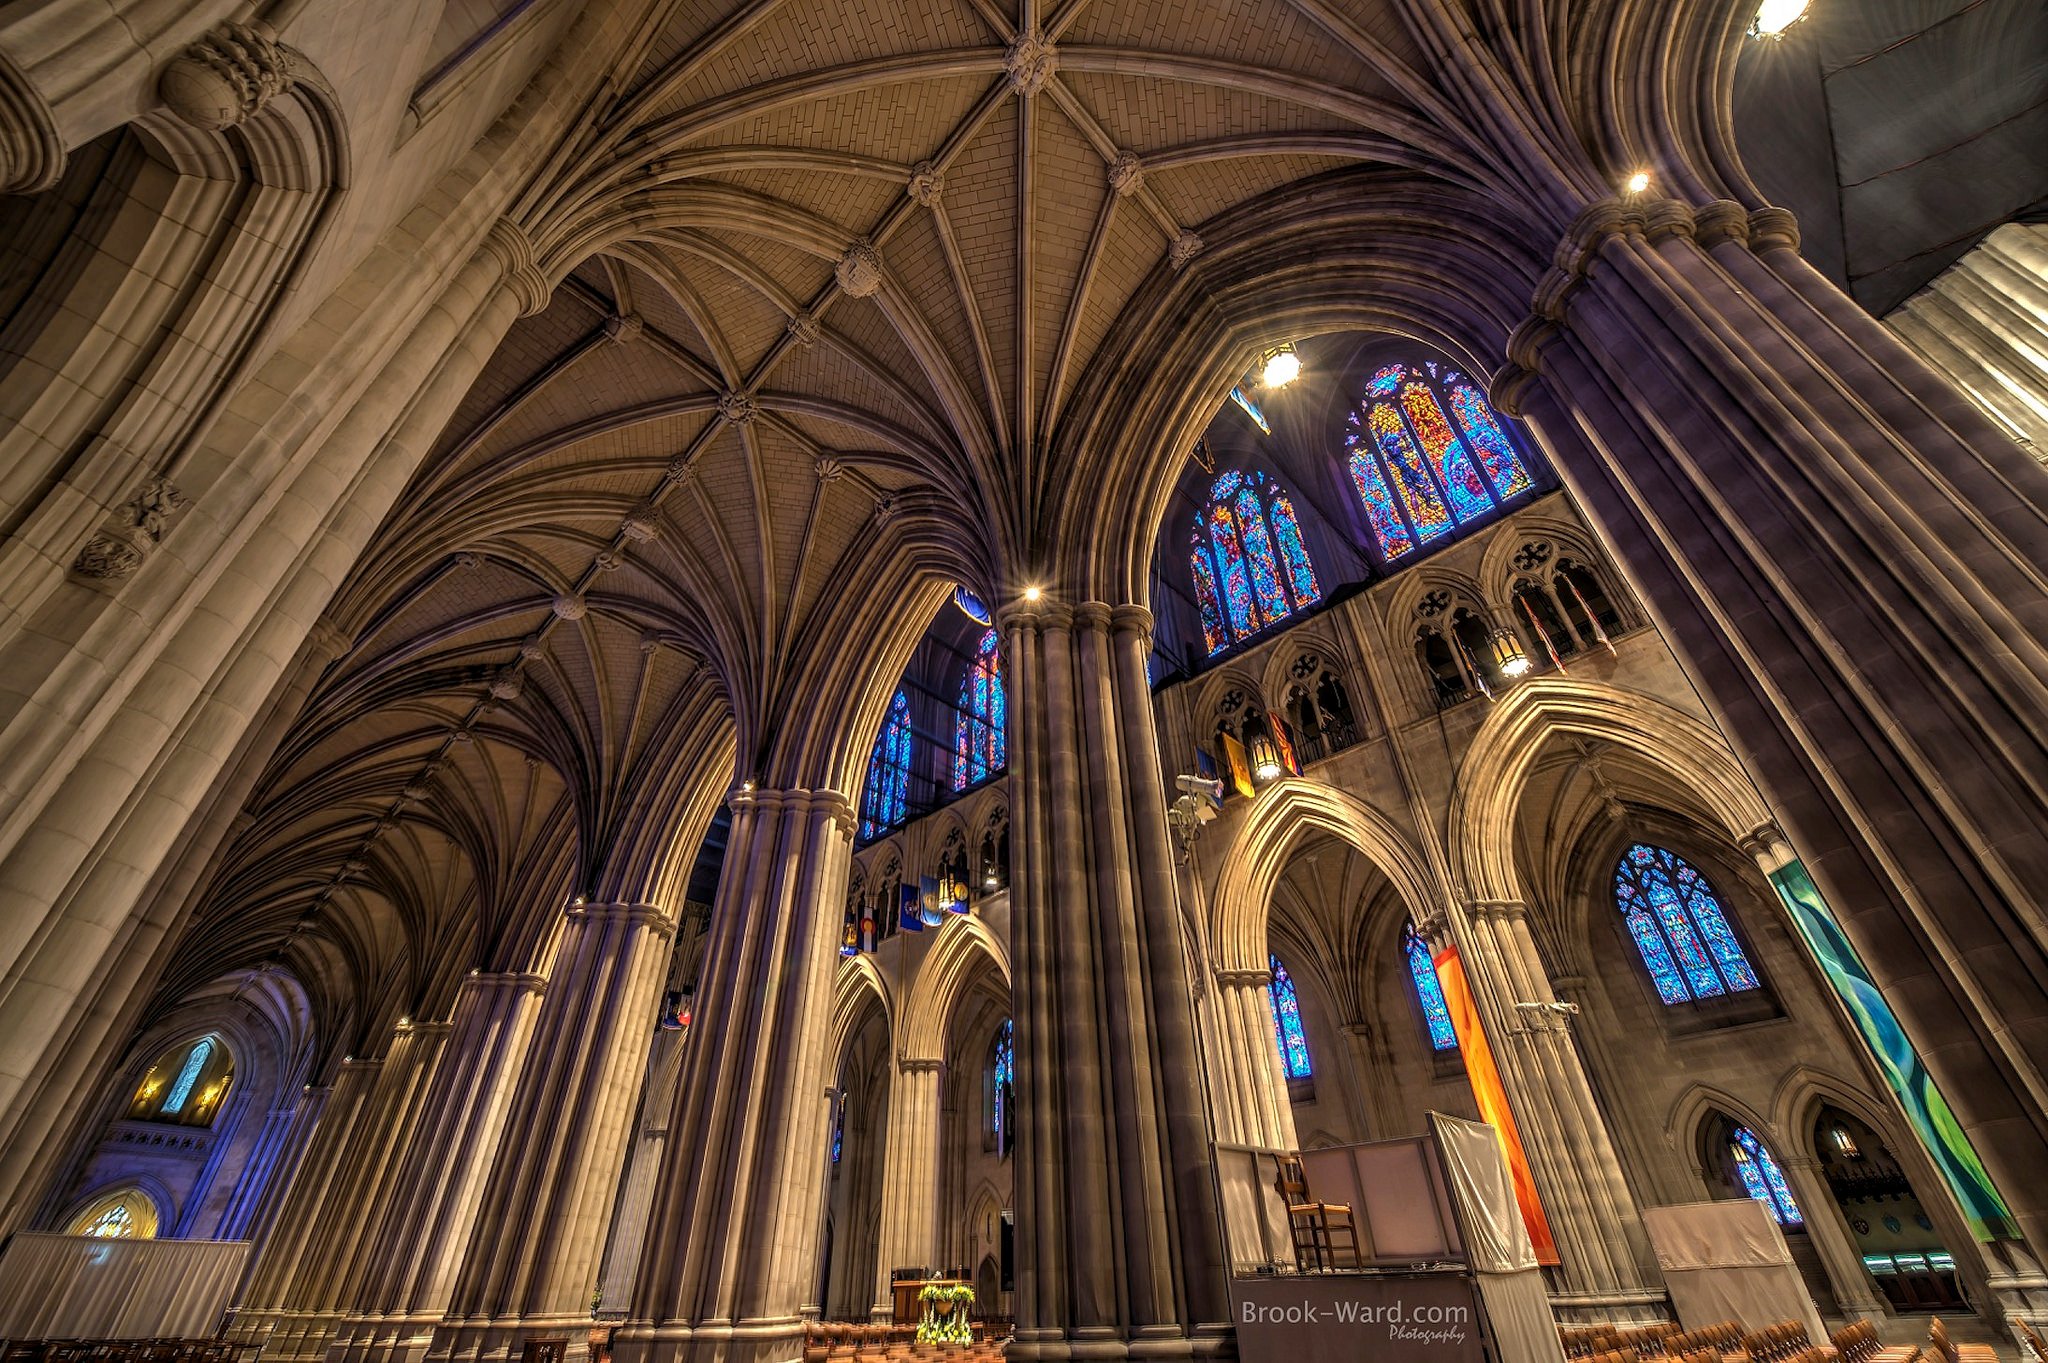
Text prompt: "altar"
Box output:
[[889, 1274, 972, 1333]]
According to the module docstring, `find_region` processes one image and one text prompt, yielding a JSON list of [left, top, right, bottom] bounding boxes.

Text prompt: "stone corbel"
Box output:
[[159, 21, 309, 133], [72, 474, 191, 582]]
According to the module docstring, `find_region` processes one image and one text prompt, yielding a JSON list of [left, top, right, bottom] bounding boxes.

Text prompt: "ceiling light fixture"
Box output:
[[1748, 0, 1810, 38], [1489, 629, 1532, 679], [1250, 736, 1283, 782], [1024, 585, 1043, 602], [1259, 342, 1301, 389], [1624, 170, 1651, 195]]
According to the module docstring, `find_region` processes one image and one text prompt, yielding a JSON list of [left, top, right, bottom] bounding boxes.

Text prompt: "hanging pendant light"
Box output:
[[1250, 736, 1284, 782], [1488, 628, 1531, 678], [1748, 0, 1809, 38], [1259, 342, 1301, 389]]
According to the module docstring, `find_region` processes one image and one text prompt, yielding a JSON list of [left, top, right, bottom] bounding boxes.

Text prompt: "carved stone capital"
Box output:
[[1071, 601, 1114, 632], [1747, 206, 1801, 252], [1692, 199, 1751, 248], [1109, 602, 1155, 639], [484, 219, 552, 317], [159, 21, 304, 132], [1214, 967, 1274, 990]]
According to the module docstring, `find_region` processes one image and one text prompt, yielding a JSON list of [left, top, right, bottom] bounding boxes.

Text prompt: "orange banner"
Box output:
[[1434, 943, 1560, 1265]]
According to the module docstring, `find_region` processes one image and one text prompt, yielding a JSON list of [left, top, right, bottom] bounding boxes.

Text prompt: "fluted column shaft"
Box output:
[[330, 972, 547, 1363], [1507, 198, 2048, 1249], [236, 1023, 450, 1363], [594, 1025, 689, 1319], [870, 1058, 945, 1318], [1208, 969, 1296, 1152], [1777, 1156, 1887, 1323], [614, 787, 855, 1363], [428, 904, 676, 1363], [1429, 902, 1659, 1316], [999, 601, 1229, 1360]]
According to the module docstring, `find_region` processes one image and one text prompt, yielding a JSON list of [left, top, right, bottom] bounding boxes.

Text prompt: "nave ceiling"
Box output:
[[166, 0, 1774, 1049]]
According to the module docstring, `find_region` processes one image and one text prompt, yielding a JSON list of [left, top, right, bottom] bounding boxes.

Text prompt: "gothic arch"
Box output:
[[829, 955, 893, 1071], [899, 913, 1011, 1065], [1449, 678, 1775, 908], [1208, 778, 1442, 976]]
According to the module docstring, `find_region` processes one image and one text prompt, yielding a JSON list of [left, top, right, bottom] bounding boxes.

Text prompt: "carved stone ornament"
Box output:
[[718, 390, 760, 425], [159, 21, 303, 132], [552, 594, 588, 621], [1416, 589, 1451, 619], [1511, 540, 1554, 572], [1168, 230, 1204, 270], [73, 476, 190, 581], [1107, 151, 1144, 198], [1003, 31, 1059, 96], [907, 160, 944, 207], [835, 240, 885, 298], [786, 311, 821, 347]]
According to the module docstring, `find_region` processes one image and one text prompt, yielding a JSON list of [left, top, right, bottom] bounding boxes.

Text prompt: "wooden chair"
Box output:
[[2016, 1321, 2047, 1363], [1272, 1153, 1361, 1272], [1927, 1318, 1998, 1363]]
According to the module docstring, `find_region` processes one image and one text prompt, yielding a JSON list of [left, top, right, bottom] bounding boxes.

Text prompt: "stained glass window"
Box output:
[[861, 689, 913, 840], [1268, 954, 1312, 1079], [1345, 361, 1537, 561], [163, 1036, 213, 1115], [953, 629, 1005, 790], [1404, 924, 1459, 1051], [831, 1103, 844, 1164], [66, 1188, 157, 1239], [1731, 1126, 1803, 1226], [1190, 470, 1322, 655], [992, 1019, 1015, 1156], [1613, 843, 1761, 1005]]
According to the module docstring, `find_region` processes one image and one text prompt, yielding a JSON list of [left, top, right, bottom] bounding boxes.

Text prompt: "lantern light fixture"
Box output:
[[1259, 342, 1301, 389], [1250, 736, 1283, 782], [1488, 628, 1531, 679]]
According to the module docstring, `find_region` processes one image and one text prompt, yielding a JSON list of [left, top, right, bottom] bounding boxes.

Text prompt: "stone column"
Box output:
[[1502, 196, 2048, 1250], [613, 788, 854, 1363], [236, 1021, 450, 1363], [998, 600, 1230, 1360], [1885, 223, 2048, 459], [426, 904, 676, 1363], [1427, 901, 1662, 1319], [593, 1024, 688, 1320], [329, 972, 547, 1363], [1208, 967, 1297, 1152], [870, 1057, 944, 1318], [1777, 1155, 1888, 1326]]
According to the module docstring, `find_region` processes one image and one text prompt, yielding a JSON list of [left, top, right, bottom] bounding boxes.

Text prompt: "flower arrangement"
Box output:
[[916, 1281, 975, 1345]]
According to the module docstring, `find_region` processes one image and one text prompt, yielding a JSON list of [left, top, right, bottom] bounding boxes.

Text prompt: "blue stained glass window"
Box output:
[[953, 629, 1005, 790], [1731, 1126, 1803, 1226], [163, 1037, 213, 1115], [1613, 843, 1760, 1005], [1404, 925, 1459, 1051], [862, 690, 913, 840], [1346, 362, 1539, 561], [831, 1104, 844, 1163], [1267, 955, 1313, 1079], [1189, 470, 1323, 655], [992, 1019, 1015, 1156]]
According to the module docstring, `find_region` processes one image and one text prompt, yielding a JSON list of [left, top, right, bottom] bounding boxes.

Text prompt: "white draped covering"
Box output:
[[1643, 1201, 1827, 1346], [0, 1234, 249, 1339], [1429, 1113, 1566, 1363]]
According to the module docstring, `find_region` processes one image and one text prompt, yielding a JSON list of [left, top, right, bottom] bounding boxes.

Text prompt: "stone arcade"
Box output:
[[0, 1, 2044, 1361]]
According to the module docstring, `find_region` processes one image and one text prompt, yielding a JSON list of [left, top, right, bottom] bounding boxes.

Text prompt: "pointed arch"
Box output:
[[1208, 778, 1442, 976], [899, 913, 1011, 1063], [1449, 679, 1776, 911]]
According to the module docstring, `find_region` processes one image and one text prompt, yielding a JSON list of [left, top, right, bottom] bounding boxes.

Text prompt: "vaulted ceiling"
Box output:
[[170, 0, 2022, 1051]]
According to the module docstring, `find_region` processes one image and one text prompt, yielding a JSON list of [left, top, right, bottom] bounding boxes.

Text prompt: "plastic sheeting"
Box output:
[[0, 1234, 249, 1338], [1643, 1201, 1827, 1346], [1430, 1114, 1565, 1363]]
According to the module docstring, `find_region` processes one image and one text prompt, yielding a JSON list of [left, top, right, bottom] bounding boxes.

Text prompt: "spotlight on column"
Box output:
[[1024, 585, 1043, 602], [1489, 628, 1531, 679], [1624, 170, 1651, 195], [1250, 736, 1283, 782], [1259, 342, 1300, 389], [1748, 0, 1809, 38]]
